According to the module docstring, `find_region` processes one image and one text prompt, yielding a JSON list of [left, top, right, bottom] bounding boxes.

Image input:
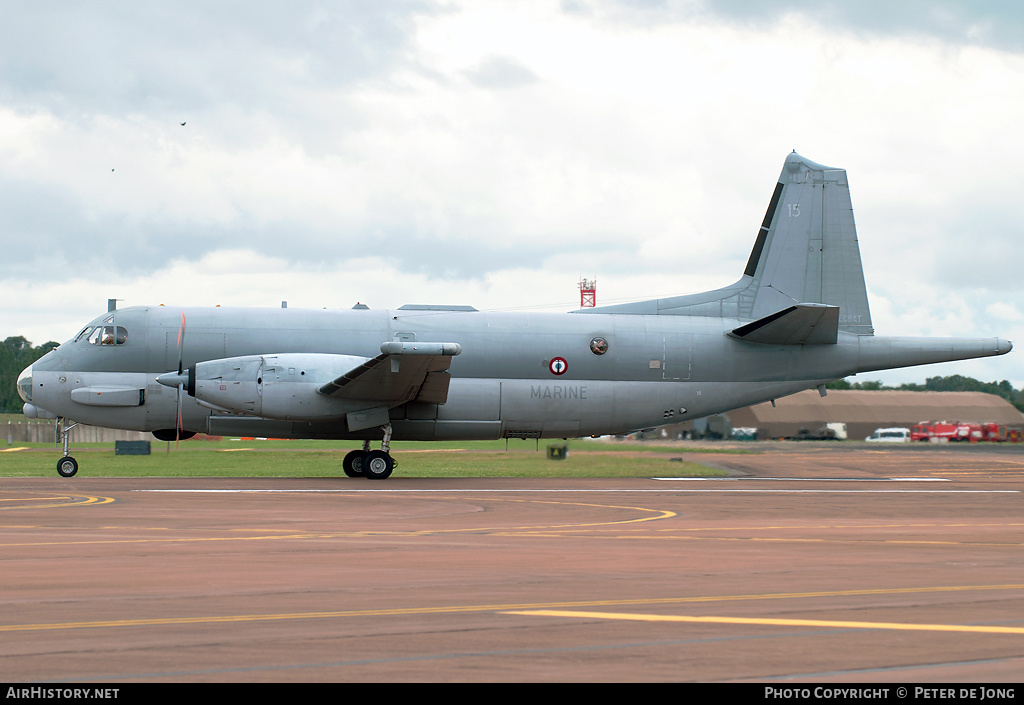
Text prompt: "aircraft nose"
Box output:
[[998, 338, 1013, 355], [16, 363, 33, 403]]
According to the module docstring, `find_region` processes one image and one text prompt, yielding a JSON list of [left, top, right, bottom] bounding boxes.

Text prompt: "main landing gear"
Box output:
[[342, 424, 395, 480], [55, 417, 79, 478]]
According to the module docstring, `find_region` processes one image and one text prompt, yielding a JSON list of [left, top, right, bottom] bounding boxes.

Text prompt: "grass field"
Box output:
[[0, 438, 737, 478]]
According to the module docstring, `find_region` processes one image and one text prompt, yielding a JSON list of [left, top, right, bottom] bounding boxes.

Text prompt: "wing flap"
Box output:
[[728, 304, 839, 345], [318, 342, 462, 405]]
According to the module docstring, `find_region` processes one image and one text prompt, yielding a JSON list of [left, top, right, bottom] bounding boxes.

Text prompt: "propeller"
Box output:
[[175, 312, 185, 445], [156, 313, 187, 447]]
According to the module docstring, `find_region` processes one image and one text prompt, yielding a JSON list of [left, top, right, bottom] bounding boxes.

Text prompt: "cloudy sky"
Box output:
[[2, 0, 1022, 386]]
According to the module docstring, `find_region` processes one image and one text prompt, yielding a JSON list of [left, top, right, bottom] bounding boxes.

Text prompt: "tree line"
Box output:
[[827, 374, 1024, 412]]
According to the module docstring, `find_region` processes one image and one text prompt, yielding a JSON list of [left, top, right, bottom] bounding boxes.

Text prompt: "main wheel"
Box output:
[[363, 450, 394, 480], [57, 456, 79, 478], [342, 450, 366, 478]]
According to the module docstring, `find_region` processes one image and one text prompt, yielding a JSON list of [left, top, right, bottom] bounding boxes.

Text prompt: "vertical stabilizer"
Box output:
[[580, 152, 875, 335], [745, 152, 873, 334]]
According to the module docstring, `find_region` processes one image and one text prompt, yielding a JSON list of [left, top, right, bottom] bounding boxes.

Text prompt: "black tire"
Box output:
[[342, 450, 366, 478], [57, 456, 79, 478], [363, 450, 393, 480]]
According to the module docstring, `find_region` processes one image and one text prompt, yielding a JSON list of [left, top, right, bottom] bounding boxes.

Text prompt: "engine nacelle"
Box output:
[[190, 353, 371, 420]]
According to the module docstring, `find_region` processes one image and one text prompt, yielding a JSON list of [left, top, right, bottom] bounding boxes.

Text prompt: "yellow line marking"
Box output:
[[512, 534, 1024, 548], [504, 609, 1024, 635], [0, 498, 674, 544], [0, 497, 63, 503], [0, 494, 115, 510], [2, 584, 1023, 633], [0, 447, 27, 452], [655, 521, 1024, 532]]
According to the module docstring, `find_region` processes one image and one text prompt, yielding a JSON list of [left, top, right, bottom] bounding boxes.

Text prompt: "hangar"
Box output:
[[694, 390, 1024, 441]]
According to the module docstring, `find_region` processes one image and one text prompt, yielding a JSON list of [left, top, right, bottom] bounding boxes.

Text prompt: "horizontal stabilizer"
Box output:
[[728, 304, 838, 345]]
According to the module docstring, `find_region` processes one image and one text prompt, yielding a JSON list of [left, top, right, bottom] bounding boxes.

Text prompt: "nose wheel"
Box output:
[[57, 456, 79, 478]]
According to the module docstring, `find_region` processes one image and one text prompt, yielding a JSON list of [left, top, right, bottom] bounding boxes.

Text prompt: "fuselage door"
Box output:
[[661, 333, 693, 381]]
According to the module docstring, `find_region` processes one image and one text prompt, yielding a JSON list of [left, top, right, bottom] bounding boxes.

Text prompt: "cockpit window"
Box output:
[[88, 326, 128, 346], [82, 314, 128, 346]]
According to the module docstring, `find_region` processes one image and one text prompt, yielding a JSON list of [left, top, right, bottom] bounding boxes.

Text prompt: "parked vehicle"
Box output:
[[911, 421, 1023, 443], [865, 427, 911, 442], [788, 422, 848, 441]]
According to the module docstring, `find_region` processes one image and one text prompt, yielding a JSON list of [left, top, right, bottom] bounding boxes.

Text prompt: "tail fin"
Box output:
[[582, 152, 874, 335]]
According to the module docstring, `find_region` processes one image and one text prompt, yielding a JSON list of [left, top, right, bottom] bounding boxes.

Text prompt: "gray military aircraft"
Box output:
[[17, 152, 1012, 479]]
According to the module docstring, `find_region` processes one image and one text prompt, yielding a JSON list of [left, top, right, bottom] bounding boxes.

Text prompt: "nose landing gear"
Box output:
[[55, 417, 79, 477]]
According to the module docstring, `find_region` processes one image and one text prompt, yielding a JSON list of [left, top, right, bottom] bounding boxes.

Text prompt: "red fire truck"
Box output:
[[911, 421, 1022, 443]]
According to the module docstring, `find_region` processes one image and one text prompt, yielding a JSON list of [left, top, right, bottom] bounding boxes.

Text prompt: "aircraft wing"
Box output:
[[728, 304, 839, 345], [317, 342, 462, 405]]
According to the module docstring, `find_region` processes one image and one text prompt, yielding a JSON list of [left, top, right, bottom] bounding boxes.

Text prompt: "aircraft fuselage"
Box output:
[[21, 304, 1009, 442]]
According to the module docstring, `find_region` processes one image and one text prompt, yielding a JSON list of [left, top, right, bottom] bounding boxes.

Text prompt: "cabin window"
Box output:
[[590, 337, 609, 355]]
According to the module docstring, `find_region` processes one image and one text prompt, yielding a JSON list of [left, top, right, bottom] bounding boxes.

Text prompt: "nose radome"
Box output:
[[16, 363, 33, 403]]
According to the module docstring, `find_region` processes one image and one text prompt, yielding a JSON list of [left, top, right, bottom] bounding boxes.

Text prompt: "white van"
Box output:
[[865, 427, 911, 443]]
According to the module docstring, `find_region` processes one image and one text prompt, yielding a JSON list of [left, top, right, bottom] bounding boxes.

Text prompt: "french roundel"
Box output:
[[549, 357, 568, 375]]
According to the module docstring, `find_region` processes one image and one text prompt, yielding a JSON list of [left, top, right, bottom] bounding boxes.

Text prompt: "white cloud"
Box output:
[[2, 0, 1022, 386], [987, 302, 1024, 322]]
